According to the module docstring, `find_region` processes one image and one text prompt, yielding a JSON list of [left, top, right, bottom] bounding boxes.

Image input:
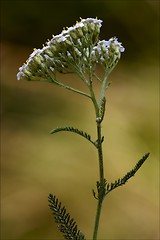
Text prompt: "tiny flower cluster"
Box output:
[[17, 18, 124, 82], [91, 38, 125, 71]]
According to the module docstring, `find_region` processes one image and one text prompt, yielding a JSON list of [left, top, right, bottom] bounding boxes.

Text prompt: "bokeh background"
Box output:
[[1, 0, 159, 239]]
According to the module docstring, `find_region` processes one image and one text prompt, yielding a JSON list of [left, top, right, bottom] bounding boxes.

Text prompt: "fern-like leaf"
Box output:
[[50, 126, 95, 146], [106, 152, 150, 195], [48, 194, 85, 240]]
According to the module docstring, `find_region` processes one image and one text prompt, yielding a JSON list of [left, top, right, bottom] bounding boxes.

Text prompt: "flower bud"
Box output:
[[74, 47, 82, 57], [17, 64, 32, 80], [43, 54, 55, 68], [70, 30, 77, 40], [34, 54, 44, 65], [82, 22, 88, 33], [88, 22, 95, 32], [66, 51, 74, 61], [76, 27, 83, 37], [23, 67, 32, 77], [49, 44, 57, 52], [43, 48, 54, 58]]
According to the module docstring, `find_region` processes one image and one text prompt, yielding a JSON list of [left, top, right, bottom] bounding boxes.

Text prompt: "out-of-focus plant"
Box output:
[[17, 18, 150, 240]]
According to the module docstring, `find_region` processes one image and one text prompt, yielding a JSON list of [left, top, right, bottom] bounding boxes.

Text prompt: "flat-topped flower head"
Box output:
[[17, 17, 103, 81], [17, 18, 124, 83]]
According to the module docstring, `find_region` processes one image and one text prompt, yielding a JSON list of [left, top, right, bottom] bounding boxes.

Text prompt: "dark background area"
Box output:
[[1, 0, 159, 239]]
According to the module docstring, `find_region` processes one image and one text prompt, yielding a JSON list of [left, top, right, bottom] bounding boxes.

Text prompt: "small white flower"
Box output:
[[82, 18, 102, 26], [74, 22, 84, 29], [29, 48, 42, 59], [109, 37, 125, 52], [57, 36, 67, 43], [17, 64, 28, 80], [17, 70, 23, 80], [62, 26, 74, 35]]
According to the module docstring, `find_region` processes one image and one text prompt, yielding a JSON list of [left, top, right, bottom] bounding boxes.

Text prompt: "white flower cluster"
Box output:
[[17, 18, 124, 82], [92, 38, 125, 68]]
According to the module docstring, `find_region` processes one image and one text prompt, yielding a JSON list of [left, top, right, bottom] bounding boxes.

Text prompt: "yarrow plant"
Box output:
[[17, 18, 150, 240]]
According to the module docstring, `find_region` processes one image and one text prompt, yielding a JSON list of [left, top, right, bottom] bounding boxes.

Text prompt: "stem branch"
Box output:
[[50, 78, 91, 98]]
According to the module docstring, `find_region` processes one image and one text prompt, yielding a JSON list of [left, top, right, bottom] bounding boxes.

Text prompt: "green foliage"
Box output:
[[48, 194, 85, 240], [50, 126, 95, 146], [106, 152, 150, 195], [92, 178, 107, 200], [92, 153, 150, 200]]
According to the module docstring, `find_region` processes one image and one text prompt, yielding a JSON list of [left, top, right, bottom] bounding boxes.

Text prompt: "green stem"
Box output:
[[92, 121, 105, 240], [50, 78, 91, 98], [92, 197, 103, 240], [88, 70, 105, 240], [97, 122, 105, 186]]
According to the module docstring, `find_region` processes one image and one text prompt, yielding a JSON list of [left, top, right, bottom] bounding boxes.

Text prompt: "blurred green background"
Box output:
[[1, 0, 159, 239]]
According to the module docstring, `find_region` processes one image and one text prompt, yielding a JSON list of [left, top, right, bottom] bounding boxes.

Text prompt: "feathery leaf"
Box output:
[[106, 152, 150, 195], [50, 126, 95, 146], [48, 194, 85, 240]]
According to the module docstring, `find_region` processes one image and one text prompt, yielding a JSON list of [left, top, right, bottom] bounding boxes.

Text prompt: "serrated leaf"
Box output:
[[48, 194, 85, 240], [106, 153, 150, 195], [50, 126, 95, 146]]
